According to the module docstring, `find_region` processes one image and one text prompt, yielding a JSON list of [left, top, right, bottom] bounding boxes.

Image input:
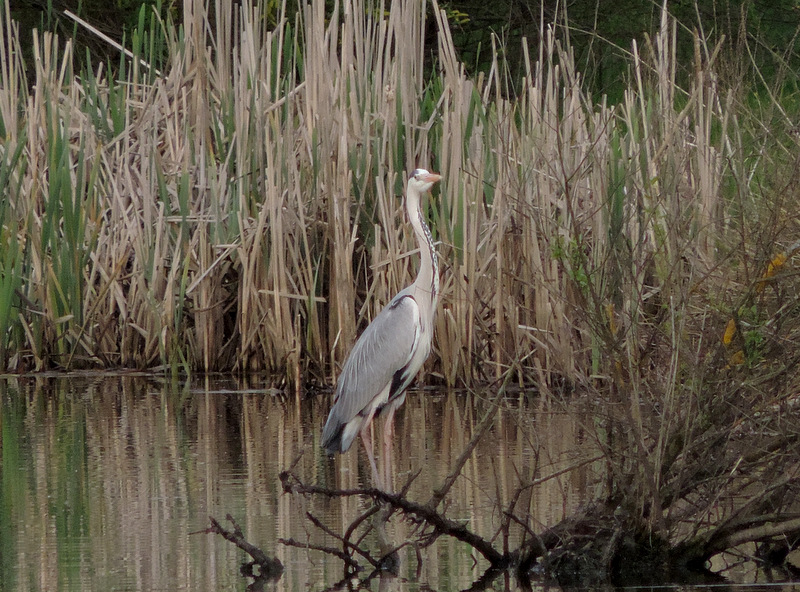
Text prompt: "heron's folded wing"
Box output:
[[332, 295, 420, 422]]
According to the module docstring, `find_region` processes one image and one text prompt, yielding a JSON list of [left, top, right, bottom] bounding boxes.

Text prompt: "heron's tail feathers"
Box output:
[[321, 414, 362, 455], [321, 421, 345, 454]]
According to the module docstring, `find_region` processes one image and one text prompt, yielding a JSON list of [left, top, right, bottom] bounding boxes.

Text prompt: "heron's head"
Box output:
[[408, 168, 442, 194]]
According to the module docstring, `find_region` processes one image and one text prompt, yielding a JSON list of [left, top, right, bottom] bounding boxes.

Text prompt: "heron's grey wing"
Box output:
[[329, 295, 420, 426]]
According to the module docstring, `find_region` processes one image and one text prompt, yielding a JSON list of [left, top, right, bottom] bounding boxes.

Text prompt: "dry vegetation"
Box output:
[[2, 0, 800, 582], [0, 0, 796, 384]]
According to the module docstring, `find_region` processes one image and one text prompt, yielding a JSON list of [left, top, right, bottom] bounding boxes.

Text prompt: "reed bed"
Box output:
[[0, 0, 796, 392]]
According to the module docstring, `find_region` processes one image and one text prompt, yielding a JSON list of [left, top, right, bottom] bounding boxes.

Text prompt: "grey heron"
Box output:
[[322, 168, 442, 485]]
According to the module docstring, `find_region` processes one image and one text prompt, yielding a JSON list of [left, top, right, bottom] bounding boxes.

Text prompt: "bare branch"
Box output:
[[278, 537, 361, 570], [280, 472, 508, 567], [707, 516, 800, 556], [197, 515, 283, 580]]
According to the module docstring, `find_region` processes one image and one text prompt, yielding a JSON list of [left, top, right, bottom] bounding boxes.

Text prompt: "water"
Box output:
[[0, 375, 794, 591]]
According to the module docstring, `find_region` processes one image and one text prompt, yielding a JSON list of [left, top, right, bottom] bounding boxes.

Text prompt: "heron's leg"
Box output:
[[372, 408, 399, 569], [382, 405, 396, 493], [360, 430, 381, 489], [359, 408, 382, 489]]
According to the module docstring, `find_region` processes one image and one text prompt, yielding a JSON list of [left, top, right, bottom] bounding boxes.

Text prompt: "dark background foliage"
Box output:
[[8, 0, 800, 99]]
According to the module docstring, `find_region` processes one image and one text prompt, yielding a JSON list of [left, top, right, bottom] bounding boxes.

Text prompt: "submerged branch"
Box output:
[[198, 515, 283, 581], [279, 471, 508, 567], [279, 536, 361, 571]]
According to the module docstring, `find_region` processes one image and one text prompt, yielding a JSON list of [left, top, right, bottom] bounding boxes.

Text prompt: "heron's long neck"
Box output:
[[407, 191, 439, 304]]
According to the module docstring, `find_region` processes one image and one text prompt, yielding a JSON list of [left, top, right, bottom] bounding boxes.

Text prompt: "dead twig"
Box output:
[[342, 504, 383, 565], [307, 510, 381, 569], [279, 471, 509, 567], [197, 515, 283, 582], [278, 537, 361, 570]]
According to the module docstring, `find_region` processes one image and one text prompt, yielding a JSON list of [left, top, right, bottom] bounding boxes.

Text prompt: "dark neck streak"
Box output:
[[417, 208, 439, 301]]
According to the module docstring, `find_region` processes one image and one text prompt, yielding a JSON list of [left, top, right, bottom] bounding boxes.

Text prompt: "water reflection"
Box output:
[[0, 375, 602, 591]]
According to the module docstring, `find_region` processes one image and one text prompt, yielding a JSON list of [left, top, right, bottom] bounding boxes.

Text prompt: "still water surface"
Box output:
[[0, 375, 795, 591]]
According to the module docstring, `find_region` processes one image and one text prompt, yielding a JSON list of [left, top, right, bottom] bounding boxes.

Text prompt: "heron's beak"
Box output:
[[422, 172, 442, 184]]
